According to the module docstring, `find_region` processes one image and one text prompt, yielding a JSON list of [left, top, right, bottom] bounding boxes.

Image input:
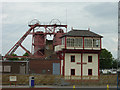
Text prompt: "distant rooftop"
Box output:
[[61, 29, 103, 38]]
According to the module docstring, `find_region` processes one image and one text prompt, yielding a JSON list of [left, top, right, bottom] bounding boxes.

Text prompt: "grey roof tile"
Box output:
[[61, 29, 103, 38]]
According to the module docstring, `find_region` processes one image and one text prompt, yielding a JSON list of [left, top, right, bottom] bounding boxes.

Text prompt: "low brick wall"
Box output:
[[2, 74, 62, 85], [2, 74, 117, 86], [100, 75, 117, 85], [68, 75, 117, 86]]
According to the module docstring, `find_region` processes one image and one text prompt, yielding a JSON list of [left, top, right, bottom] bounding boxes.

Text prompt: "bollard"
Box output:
[[107, 84, 109, 90], [73, 85, 75, 90]]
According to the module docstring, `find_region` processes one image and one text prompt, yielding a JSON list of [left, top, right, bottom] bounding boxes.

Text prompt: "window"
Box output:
[[67, 38, 83, 47], [93, 39, 100, 48], [4, 66, 11, 72], [84, 38, 92, 48], [0, 66, 2, 72], [88, 69, 92, 75], [88, 56, 92, 62], [67, 38, 70, 46], [42, 70, 46, 74], [71, 69, 75, 75], [70, 38, 74, 47], [62, 37, 65, 45], [75, 38, 83, 47], [71, 56, 75, 62]]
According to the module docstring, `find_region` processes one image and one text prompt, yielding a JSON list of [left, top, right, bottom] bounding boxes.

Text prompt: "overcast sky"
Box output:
[[1, 2, 118, 58]]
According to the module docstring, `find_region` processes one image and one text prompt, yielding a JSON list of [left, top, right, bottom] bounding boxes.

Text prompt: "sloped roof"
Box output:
[[61, 29, 103, 38]]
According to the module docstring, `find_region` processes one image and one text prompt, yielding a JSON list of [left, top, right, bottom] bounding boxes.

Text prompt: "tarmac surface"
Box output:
[[1, 85, 118, 90]]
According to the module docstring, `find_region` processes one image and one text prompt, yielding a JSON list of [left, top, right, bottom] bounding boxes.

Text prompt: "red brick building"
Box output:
[[1, 60, 29, 74], [29, 40, 61, 75], [29, 59, 60, 74]]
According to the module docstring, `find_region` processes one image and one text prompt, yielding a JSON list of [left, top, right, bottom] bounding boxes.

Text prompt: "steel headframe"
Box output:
[[4, 19, 67, 59]]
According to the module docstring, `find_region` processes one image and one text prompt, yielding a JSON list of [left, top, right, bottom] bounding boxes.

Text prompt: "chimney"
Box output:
[[88, 28, 90, 31], [71, 27, 73, 30]]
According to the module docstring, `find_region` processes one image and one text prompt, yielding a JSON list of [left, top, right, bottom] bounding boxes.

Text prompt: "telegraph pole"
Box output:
[[118, 1, 120, 69]]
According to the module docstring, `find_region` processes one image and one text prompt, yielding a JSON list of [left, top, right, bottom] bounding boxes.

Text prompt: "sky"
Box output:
[[1, 2, 118, 58]]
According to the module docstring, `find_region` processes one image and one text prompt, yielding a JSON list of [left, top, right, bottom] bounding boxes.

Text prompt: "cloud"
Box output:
[[2, 2, 118, 58], [0, 2, 2, 54], [84, 2, 118, 20]]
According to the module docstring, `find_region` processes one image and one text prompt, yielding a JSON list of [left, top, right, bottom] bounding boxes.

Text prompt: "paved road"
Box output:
[[1, 85, 118, 90], [1, 88, 118, 90]]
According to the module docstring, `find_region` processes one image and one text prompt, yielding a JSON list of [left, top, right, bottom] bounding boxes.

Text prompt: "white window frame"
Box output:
[[67, 37, 83, 47], [84, 38, 92, 48], [4, 66, 11, 72], [74, 38, 83, 47], [0, 66, 2, 72], [93, 38, 100, 48]]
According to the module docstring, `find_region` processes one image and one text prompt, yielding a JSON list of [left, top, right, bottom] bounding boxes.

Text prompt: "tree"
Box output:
[[100, 48, 113, 69], [8, 53, 19, 60], [21, 52, 29, 60], [112, 59, 117, 69], [0, 54, 2, 60], [23, 52, 29, 56]]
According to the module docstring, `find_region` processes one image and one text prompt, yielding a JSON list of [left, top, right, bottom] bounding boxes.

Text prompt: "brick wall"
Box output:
[[2, 74, 117, 86], [2, 61, 28, 74], [29, 60, 60, 74]]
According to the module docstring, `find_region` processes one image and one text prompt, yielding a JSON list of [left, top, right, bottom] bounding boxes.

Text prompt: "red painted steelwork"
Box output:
[[20, 44, 32, 55], [4, 22, 67, 59], [58, 53, 62, 75], [33, 31, 45, 57], [63, 53, 65, 76], [81, 53, 83, 79], [29, 24, 67, 28], [65, 36, 67, 49], [53, 29, 65, 47], [76, 62, 87, 64], [62, 49, 101, 53], [5, 25, 36, 58]]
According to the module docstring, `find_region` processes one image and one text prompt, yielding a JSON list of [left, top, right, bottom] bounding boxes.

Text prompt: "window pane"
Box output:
[[4, 66, 11, 72], [84, 39, 92, 48], [88, 56, 92, 62], [74, 38, 78, 47], [75, 38, 83, 47], [71, 69, 75, 75], [88, 69, 92, 75], [71, 38, 74, 47], [79, 38, 83, 47], [42, 70, 46, 74], [67, 38, 83, 47], [93, 39, 100, 48], [71, 56, 75, 62], [0, 66, 2, 72], [67, 38, 70, 46]]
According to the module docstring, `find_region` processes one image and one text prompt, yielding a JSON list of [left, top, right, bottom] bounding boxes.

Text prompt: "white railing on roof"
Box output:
[[55, 45, 101, 52], [55, 45, 65, 52]]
